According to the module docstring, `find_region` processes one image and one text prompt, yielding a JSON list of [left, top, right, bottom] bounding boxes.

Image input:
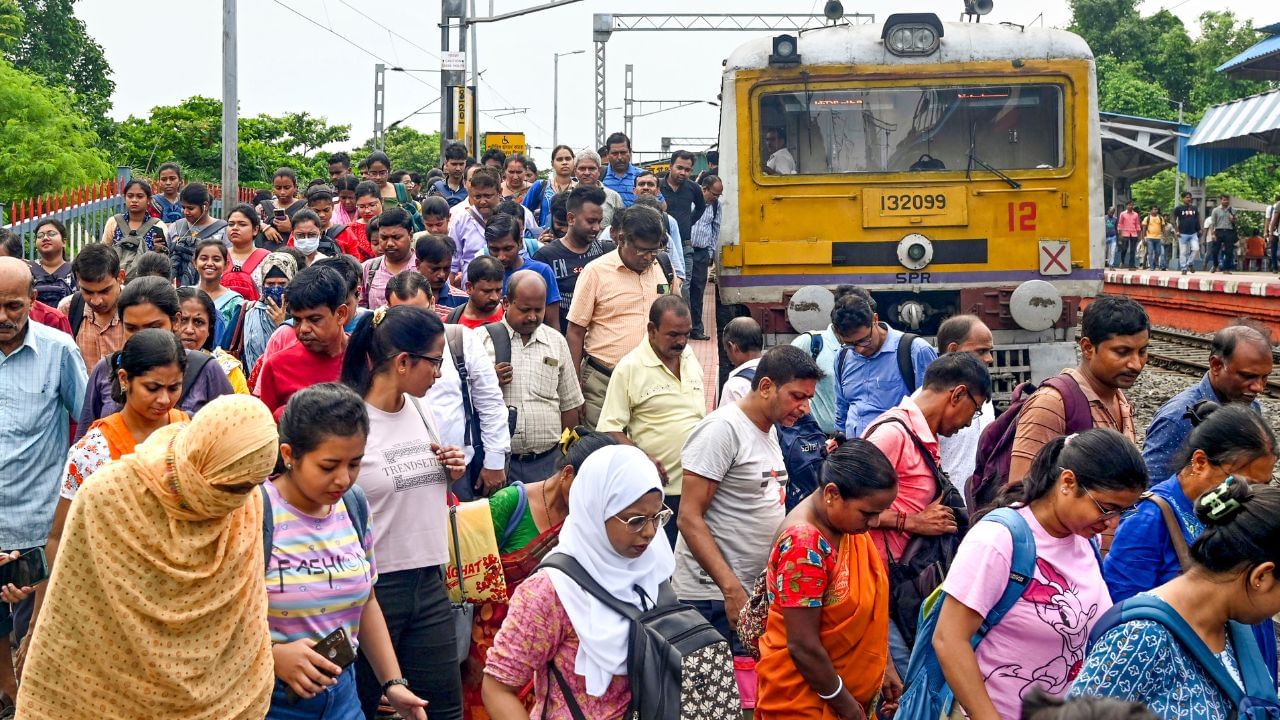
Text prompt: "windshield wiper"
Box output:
[[967, 152, 1021, 189], [965, 120, 1021, 189]]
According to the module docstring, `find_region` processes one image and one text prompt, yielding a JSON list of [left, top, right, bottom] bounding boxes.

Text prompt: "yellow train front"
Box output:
[[717, 13, 1103, 399]]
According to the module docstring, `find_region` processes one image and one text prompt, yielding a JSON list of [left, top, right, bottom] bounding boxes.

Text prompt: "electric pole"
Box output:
[[221, 0, 238, 212]]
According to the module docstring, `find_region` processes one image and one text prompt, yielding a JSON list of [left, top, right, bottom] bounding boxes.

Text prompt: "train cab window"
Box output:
[[758, 85, 1064, 175]]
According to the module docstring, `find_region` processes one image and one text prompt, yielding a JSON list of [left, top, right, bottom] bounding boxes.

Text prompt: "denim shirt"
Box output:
[[1141, 374, 1262, 483], [834, 324, 937, 439]]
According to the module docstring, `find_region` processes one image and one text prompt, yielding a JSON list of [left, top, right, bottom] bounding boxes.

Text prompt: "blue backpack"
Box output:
[[734, 365, 828, 511], [1089, 596, 1280, 719], [896, 508, 1037, 720]]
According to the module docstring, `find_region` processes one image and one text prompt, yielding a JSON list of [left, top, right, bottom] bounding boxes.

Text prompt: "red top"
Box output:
[[455, 305, 503, 329], [338, 224, 376, 262], [30, 301, 72, 335], [254, 340, 345, 416]]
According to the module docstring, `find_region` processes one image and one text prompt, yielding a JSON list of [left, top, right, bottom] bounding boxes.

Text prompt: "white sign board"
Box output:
[[441, 52, 467, 71]]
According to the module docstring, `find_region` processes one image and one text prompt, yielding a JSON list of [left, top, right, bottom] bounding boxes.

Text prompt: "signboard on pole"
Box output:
[[455, 87, 473, 151], [485, 132, 527, 157], [441, 52, 467, 71]]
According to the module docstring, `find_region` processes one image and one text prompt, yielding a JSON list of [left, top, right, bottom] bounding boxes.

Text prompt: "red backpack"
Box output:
[[966, 374, 1091, 513], [222, 249, 269, 302]]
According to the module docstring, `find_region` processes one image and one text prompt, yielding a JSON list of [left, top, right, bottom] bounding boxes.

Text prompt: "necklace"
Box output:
[[540, 479, 558, 530]]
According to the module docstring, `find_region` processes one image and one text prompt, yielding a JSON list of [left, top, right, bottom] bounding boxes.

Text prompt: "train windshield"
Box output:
[[758, 84, 1064, 175]]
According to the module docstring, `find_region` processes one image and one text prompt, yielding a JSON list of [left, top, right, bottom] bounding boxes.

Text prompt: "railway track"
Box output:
[[1147, 328, 1280, 398]]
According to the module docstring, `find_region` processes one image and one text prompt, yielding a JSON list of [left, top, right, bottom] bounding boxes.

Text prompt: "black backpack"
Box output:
[[864, 415, 970, 649], [29, 261, 75, 308], [835, 332, 920, 396], [538, 554, 740, 720]]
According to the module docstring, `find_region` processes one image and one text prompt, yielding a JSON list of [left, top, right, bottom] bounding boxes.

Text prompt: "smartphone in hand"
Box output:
[[0, 547, 49, 588], [286, 626, 356, 703]]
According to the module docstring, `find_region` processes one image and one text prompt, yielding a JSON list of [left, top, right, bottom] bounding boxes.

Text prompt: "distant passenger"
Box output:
[[1142, 323, 1273, 483], [763, 127, 797, 175], [936, 315, 997, 491]]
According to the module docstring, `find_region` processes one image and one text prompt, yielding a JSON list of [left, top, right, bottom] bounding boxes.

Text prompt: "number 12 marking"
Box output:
[[1008, 201, 1038, 231]]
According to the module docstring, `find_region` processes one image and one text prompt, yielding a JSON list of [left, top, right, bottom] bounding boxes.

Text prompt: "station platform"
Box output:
[[1104, 269, 1280, 336]]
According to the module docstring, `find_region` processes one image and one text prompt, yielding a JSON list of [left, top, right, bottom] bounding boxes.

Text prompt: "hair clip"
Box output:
[[558, 427, 580, 456], [1064, 433, 1078, 446], [1200, 479, 1245, 523], [372, 305, 388, 327]]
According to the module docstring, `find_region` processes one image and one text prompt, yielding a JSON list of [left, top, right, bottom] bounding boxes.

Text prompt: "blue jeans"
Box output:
[[267, 665, 361, 720], [355, 566, 462, 720], [1145, 238, 1164, 269], [682, 598, 747, 657], [1105, 235, 1116, 266], [1178, 233, 1199, 271], [888, 620, 911, 678]]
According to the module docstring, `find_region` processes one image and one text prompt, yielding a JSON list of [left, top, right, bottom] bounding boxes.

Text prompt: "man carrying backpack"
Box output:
[[675, 346, 822, 657], [832, 288, 937, 439], [998, 294, 1152, 497], [863, 352, 991, 676]]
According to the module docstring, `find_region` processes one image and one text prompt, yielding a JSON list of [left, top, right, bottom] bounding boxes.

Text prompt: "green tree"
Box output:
[[110, 96, 352, 186], [352, 126, 441, 174], [0, 58, 110, 201], [1096, 57, 1175, 119], [0, 0, 22, 53], [6, 0, 115, 141], [1189, 11, 1267, 109]]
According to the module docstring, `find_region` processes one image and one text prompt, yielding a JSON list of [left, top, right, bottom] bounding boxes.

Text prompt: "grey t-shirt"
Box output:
[[672, 403, 788, 601], [1211, 205, 1237, 231]]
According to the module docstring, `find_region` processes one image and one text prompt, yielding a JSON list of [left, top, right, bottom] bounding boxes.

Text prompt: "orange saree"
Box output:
[[93, 410, 190, 459], [756, 525, 890, 719]]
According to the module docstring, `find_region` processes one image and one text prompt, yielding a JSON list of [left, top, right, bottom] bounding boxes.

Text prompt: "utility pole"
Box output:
[[373, 63, 386, 151], [553, 50, 584, 148], [221, 0, 238, 213]]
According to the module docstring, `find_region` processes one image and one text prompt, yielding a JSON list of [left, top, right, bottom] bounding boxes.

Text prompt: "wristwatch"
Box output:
[[381, 677, 410, 694]]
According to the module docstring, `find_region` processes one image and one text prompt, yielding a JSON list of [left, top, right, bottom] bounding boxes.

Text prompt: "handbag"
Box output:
[[448, 502, 476, 665]]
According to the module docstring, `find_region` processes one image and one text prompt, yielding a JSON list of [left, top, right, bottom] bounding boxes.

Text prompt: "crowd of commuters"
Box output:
[[0, 139, 1277, 720]]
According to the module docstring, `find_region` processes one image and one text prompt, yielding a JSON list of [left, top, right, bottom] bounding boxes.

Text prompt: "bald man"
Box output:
[[0, 257, 86, 706], [1143, 322, 1275, 482], [935, 315, 996, 489], [479, 269, 584, 484]]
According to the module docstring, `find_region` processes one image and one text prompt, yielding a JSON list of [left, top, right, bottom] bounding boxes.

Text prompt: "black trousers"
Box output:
[[687, 247, 713, 334], [355, 565, 462, 720]]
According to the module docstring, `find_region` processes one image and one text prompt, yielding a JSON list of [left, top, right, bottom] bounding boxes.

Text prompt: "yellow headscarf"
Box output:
[[17, 395, 279, 720]]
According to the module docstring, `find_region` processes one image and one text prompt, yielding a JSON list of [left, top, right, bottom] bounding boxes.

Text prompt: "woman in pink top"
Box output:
[[933, 429, 1148, 720], [482, 445, 676, 720]]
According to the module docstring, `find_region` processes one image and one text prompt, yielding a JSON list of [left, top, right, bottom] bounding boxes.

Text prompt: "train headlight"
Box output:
[[769, 34, 801, 66], [897, 233, 934, 270], [882, 14, 943, 56]]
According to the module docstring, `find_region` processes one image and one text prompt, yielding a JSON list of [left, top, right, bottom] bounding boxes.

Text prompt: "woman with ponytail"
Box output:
[[1071, 480, 1280, 718], [339, 305, 469, 720], [933, 429, 1148, 719]]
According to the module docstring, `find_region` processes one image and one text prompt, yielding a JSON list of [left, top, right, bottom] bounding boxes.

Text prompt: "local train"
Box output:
[[716, 12, 1103, 399]]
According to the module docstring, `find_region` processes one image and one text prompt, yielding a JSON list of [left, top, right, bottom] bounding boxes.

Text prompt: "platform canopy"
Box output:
[[1217, 22, 1280, 80], [1187, 89, 1280, 153]]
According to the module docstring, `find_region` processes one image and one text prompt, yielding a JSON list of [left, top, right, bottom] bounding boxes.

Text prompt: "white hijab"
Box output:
[[544, 445, 676, 697]]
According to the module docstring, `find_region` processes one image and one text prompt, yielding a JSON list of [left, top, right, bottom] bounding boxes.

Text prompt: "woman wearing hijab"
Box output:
[[482, 444, 675, 720], [17, 395, 280, 719], [241, 251, 298, 375]]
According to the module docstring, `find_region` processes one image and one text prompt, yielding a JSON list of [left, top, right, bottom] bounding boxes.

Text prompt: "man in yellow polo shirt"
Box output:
[[597, 294, 705, 546], [566, 204, 673, 428]]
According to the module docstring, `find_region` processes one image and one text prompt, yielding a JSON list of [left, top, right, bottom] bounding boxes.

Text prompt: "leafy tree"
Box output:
[[352, 126, 441, 174], [1189, 11, 1267, 109], [110, 96, 351, 186], [6, 0, 115, 141], [0, 0, 22, 53], [0, 58, 110, 201], [1096, 57, 1175, 119]]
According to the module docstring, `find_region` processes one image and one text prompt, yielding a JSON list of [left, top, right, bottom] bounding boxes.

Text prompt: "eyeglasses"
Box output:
[[841, 328, 875, 350], [629, 244, 663, 259], [611, 508, 674, 534], [1082, 487, 1140, 520], [365, 170, 389, 178], [408, 353, 445, 368], [35, 231, 61, 239], [962, 387, 985, 418]]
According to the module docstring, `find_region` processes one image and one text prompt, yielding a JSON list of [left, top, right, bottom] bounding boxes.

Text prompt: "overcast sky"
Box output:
[[77, 0, 1276, 168]]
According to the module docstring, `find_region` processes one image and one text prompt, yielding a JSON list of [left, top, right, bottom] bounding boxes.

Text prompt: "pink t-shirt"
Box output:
[[942, 506, 1110, 720], [361, 257, 411, 311], [863, 398, 940, 565]]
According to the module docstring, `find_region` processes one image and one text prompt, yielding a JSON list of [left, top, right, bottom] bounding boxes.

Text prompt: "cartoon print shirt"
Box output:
[[944, 506, 1112, 720]]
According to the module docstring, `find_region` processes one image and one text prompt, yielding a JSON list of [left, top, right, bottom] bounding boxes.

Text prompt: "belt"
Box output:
[[511, 446, 558, 463], [586, 356, 614, 377]]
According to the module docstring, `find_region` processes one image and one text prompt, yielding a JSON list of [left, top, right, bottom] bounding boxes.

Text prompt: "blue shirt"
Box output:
[[431, 179, 468, 207], [1105, 474, 1278, 684], [790, 326, 840, 434], [501, 258, 562, 305], [602, 164, 643, 207], [690, 200, 721, 250], [1142, 374, 1261, 484], [835, 324, 937, 439], [0, 321, 87, 548], [437, 284, 468, 309]]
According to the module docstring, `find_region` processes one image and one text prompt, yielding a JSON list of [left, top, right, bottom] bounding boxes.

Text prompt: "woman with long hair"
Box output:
[[168, 183, 228, 285], [933, 429, 1149, 719], [27, 218, 76, 308], [101, 178, 168, 260], [189, 238, 244, 350], [539, 145, 576, 228], [175, 286, 249, 394]]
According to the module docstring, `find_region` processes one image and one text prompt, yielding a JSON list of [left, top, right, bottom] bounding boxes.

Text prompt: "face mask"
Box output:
[[294, 235, 321, 255]]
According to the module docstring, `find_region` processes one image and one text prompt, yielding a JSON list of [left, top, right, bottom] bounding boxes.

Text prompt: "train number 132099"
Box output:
[[881, 193, 948, 213]]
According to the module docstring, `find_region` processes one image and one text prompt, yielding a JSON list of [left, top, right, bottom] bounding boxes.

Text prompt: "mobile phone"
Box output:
[[0, 547, 49, 588], [262, 285, 286, 307], [287, 627, 356, 703], [273, 208, 288, 221]]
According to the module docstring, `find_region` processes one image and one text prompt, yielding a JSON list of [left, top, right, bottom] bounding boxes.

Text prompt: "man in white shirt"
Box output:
[[430, 321, 512, 499], [719, 317, 763, 407], [763, 127, 797, 175], [935, 315, 996, 492]]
